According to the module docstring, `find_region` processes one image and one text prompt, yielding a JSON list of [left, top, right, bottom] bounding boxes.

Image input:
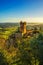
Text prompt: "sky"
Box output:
[[0, 0, 43, 23]]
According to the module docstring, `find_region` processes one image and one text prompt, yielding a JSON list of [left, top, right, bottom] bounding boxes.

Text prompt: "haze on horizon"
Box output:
[[0, 0, 43, 23]]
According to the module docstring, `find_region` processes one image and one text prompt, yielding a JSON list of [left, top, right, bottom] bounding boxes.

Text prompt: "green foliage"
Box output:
[[11, 38, 34, 65], [0, 24, 43, 65], [0, 50, 8, 65], [30, 33, 43, 65]]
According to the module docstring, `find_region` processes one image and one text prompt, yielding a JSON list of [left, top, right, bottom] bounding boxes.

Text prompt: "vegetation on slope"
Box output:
[[0, 23, 43, 65]]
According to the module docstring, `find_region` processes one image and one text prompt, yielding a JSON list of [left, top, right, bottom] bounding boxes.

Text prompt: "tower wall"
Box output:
[[20, 21, 26, 35]]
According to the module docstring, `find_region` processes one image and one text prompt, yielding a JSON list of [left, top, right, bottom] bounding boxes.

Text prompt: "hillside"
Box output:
[[0, 22, 43, 65]]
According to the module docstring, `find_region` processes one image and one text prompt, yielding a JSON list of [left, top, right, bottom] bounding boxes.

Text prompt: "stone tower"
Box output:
[[20, 21, 26, 35]]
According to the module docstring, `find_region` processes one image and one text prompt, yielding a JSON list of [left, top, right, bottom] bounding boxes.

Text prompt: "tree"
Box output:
[[30, 33, 43, 65], [12, 39, 32, 65], [0, 50, 8, 65]]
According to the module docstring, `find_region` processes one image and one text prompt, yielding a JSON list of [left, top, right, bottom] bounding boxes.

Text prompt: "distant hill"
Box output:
[[27, 23, 43, 30], [0, 22, 43, 30], [0, 23, 19, 28]]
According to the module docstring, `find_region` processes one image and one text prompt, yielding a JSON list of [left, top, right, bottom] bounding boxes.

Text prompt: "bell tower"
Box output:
[[20, 21, 26, 35]]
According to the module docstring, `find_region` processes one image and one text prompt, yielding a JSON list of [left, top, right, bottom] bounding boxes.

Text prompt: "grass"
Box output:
[[0, 26, 18, 39]]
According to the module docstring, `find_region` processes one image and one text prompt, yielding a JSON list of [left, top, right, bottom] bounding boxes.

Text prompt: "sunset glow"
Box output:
[[0, 0, 43, 23]]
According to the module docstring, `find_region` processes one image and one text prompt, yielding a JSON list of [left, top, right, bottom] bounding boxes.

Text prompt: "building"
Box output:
[[20, 21, 39, 37], [20, 21, 26, 35]]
